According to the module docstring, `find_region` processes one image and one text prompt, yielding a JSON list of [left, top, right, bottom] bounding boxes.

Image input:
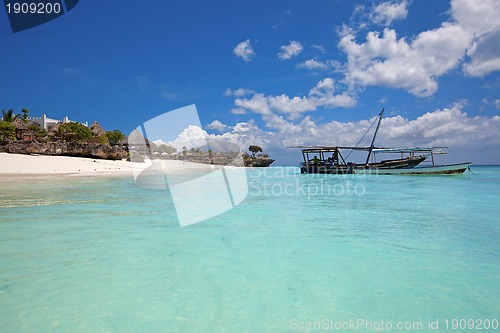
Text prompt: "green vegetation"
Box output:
[[2, 109, 20, 123], [57, 122, 92, 141], [28, 125, 47, 139], [0, 121, 16, 140], [105, 130, 126, 146], [86, 134, 110, 144], [55, 124, 126, 144], [248, 145, 263, 157], [21, 108, 29, 122]]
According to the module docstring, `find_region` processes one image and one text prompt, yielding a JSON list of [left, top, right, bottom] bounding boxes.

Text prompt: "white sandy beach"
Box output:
[[0, 153, 223, 177]]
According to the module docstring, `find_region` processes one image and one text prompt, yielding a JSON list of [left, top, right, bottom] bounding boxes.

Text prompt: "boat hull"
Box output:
[[300, 156, 426, 174], [368, 163, 472, 175], [301, 162, 471, 175]]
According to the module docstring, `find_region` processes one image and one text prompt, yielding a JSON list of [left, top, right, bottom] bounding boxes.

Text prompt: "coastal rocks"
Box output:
[[0, 140, 128, 160], [242, 154, 275, 167]]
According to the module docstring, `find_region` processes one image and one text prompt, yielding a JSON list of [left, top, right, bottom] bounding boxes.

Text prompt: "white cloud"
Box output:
[[482, 98, 500, 109], [234, 78, 356, 124], [234, 93, 272, 116], [278, 41, 303, 60], [340, 0, 500, 96], [223, 87, 255, 97], [172, 125, 208, 148], [206, 120, 230, 132], [297, 59, 344, 72], [339, 25, 470, 96], [297, 59, 329, 70], [312, 44, 326, 53], [370, 0, 409, 26], [155, 125, 208, 150], [463, 28, 500, 77], [453, 0, 500, 76], [230, 108, 247, 115], [233, 39, 255, 62]]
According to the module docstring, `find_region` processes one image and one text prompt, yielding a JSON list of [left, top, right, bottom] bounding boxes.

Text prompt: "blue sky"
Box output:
[[1, 0, 499, 164]]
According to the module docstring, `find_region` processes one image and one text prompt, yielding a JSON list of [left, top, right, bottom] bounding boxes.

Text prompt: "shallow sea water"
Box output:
[[0, 167, 499, 332]]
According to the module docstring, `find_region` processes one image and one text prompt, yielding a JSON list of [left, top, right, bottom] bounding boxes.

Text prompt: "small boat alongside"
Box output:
[[369, 147, 471, 174], [290, 109, 472, 175], [367, 162, 471, 175]]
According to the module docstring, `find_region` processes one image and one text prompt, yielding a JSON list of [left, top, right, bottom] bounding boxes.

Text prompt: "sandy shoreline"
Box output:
[[0, 153, 227, 179]]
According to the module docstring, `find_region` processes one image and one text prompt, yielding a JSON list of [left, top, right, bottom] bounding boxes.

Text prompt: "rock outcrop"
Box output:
[[0, 140, 128, 160], [242, 154, 275, 167]]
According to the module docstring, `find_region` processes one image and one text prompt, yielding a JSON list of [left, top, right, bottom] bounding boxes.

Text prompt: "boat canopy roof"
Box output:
[[288, 146, 371, 152], [372, 147, 448, 154], [288, 146, 449, 155]]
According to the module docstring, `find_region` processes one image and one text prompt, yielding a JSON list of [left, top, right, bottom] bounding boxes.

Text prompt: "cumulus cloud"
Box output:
[[206, 120, 230, 133], [370, 0, 409, 26], [453, 0, 500, 76], [340, 25, 470, 96], [154, 125, 209, 150], [233, 39, 255, 62], [233, 78, 356, 124], [278, 41, 303, 60], [340, 0, 500, 96], [378, 104, 500, 148], [174, 125, 208, 145]]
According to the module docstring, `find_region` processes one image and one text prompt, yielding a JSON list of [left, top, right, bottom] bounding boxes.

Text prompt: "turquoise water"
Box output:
[[1, 167, 499, 332]]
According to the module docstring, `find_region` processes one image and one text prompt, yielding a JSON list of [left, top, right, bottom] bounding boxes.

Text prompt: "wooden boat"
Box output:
[[290, 109, 471, 175], [295, 145, 426, 174], [295, 146, 471, 175], [369, 147, 471, 174], [366, 162, 471, 175]]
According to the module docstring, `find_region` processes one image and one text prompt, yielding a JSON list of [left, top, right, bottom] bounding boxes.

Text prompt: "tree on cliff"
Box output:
[[248, 145, 262, 157], [21, 108, 29, 122], [0, 122, 16, 140], [105, 130, 126, 146], [2, 109, 20, 123], [57, 122, 92, 141]]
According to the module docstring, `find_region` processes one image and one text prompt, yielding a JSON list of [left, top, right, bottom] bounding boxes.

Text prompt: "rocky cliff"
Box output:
[[0, 140, 128, 160]]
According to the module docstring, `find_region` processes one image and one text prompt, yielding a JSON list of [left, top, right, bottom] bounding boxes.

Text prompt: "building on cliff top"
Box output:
[[28, 114, 88, 131]]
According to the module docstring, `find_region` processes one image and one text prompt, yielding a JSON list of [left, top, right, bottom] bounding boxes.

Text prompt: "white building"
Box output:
[[29, 114, 88, 131]]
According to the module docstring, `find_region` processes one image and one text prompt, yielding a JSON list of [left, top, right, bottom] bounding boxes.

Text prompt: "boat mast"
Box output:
[[365, 108, 385, 165]]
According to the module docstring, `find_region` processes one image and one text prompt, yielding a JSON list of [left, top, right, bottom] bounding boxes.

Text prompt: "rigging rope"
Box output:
[[345, 115, 379, 160]]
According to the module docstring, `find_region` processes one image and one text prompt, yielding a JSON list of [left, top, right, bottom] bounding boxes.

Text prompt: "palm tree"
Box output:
[[2, 109, 20, 123]]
